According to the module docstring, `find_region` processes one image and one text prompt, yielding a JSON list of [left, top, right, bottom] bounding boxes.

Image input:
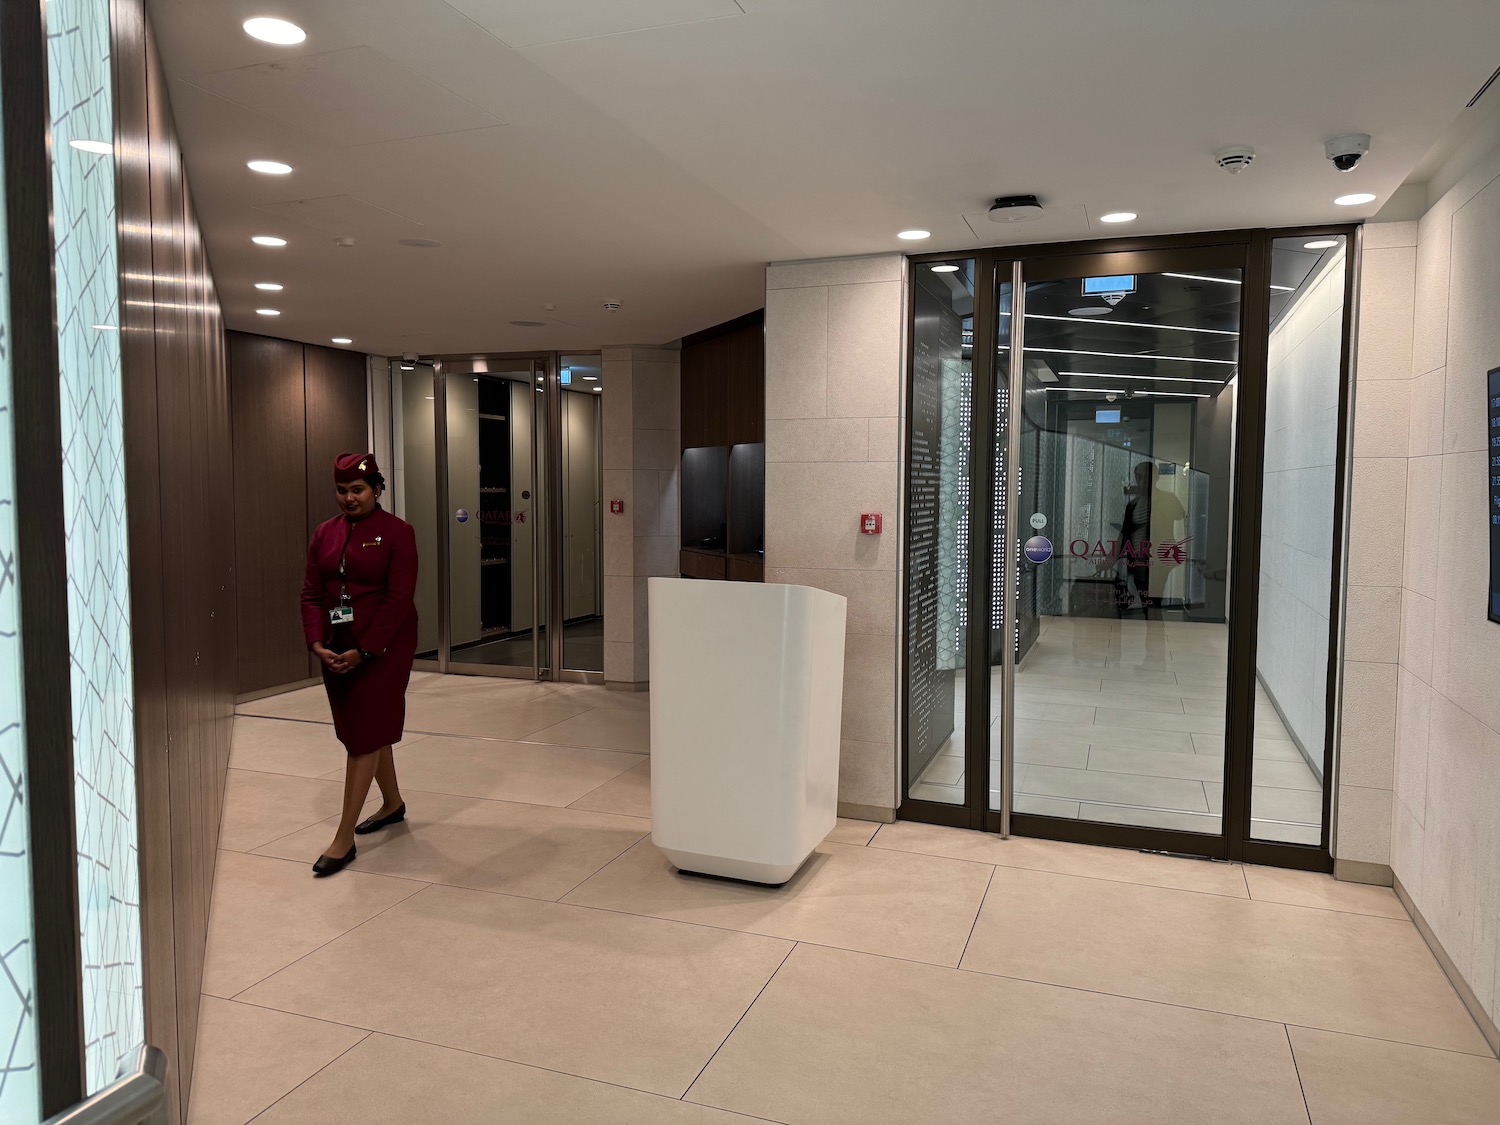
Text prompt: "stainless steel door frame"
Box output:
[[432, 360, 453, 674]]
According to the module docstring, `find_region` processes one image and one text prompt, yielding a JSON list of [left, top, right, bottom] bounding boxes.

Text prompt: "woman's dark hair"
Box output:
[[364, 471, 386, 491]]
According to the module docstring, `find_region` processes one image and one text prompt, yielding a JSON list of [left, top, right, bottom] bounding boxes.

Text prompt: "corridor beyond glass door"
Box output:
[[446, 365, 548, 674], [559, 354, 604, 673], [995, 260, 1242, 835]]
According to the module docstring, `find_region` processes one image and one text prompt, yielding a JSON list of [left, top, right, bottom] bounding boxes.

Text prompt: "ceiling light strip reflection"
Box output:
[[1162, 271, 1293, 292], [1024, 346, 1236, 365], [1058, 371, 1225, 385], [1026, 312, 1238, 336], [1046, 386, 1211, 398]]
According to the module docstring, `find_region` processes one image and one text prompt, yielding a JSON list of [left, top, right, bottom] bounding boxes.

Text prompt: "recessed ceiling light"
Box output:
[[582, 375, 598, 381], [91, 324, 118, 331], [252, 235, 287, 247], [1304, 239, 1339, 249], [897, 230, 931, 240], [254, 282, 283, 291], [243, 17, 306, 45], [331, 337, 353, 345], [1067, 307, 1112, 317], [255, 308, 280, 316], [247, 159, 292, 175], [593, 387, 601, 393], [69, 139, 113, 155], [1334, 193, 1376, 206], [1099, 212, 1137, 223], [930, 264, 960, 273]]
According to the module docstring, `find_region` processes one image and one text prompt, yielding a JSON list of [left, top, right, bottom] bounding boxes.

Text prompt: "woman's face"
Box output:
[[337, 479, 381, 518]]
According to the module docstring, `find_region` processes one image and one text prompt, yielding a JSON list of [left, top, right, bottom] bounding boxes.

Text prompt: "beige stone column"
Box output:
[[601, 346, 681, 689], [763, 254, 907, 821]]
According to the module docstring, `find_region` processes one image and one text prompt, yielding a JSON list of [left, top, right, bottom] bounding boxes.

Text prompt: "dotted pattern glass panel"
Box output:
[[0, 22, 41, 1116], [46, 0, 144, 1091]]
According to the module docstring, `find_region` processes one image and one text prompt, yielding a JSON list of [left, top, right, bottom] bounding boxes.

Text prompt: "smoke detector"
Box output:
[[988, 194, 1044, 223], [1214, 146, 1256, 174], [602, 299, 622, 312]]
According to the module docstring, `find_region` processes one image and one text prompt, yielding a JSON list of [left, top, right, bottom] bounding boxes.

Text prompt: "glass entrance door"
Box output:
[[392, 353, 606, 682], [903, 232, 1354, 868], [995, 249, 1243, 849]]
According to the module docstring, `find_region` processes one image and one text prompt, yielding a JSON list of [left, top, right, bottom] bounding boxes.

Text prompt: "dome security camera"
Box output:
[[1325, 134, 1371, 172]]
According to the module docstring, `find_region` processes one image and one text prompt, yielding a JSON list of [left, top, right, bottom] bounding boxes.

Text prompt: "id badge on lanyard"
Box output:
[[330, 524, 355, 627]]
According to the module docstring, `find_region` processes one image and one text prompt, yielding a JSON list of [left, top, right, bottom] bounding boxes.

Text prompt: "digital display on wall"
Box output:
[[1082, 274, 1136, 295], [1094, 408, 1122, 423], [1489, 367, 1500, 623]]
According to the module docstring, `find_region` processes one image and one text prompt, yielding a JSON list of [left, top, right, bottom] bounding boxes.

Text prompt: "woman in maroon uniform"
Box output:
[[301, 453, 419, 876]]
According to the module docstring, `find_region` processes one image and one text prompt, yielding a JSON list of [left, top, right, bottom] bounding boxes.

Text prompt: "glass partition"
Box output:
[[392, 360, 441, 660], [905, 259, 976, 805], [1250, 235, 1349, 843]]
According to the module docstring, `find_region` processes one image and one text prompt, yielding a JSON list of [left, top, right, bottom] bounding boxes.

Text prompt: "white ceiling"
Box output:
[[146, 0, 1500, 357]]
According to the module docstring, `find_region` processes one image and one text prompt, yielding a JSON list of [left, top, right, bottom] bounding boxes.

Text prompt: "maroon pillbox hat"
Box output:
[[334, 453, 379, 483]]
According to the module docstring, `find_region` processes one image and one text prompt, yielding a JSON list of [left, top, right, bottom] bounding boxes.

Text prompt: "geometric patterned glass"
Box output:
[[0, 13, 41, 1117], [46, 0, 144, 1091]]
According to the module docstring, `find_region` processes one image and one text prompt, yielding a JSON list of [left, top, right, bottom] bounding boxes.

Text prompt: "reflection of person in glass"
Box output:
[[1119, 461, 1185, 615]]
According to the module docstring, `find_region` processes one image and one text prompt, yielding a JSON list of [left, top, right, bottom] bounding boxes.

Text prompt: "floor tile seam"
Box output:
[[681, 942, 800, 1105], [1282, 1023, 1315, 1125], [222, 878, 435, 1002], [863, 839, 1251, 900], [1238, 892, 1411, 922], [244, 1028, 374, 1125], [955, 960, 1491, 1055], [549, 831, 655, 903], [546, 894, 982, 973], [235, 713, 334, 728], [958, 868, 996, 965], [261, 1020, 791, 1118], [261, 782, 654, 827], [219, 847, 432, 891], [1281, 1020, 1500, 1062]]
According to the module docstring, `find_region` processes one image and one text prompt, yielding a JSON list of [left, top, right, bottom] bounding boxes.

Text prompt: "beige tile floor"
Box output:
[[911, 615, 1326, 843], [192, 674, 1499, 1124]]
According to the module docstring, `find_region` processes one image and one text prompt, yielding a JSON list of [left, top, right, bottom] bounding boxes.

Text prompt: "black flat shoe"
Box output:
[[312, 845, 356, 877], [355, 803, 406, 835]]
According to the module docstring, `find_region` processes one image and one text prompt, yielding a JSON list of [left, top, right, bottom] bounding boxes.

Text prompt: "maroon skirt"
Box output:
[[322, 614, 419, 756]]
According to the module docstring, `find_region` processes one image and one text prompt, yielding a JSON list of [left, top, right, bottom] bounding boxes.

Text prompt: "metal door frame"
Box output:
[[898, 227, 1358, 872]]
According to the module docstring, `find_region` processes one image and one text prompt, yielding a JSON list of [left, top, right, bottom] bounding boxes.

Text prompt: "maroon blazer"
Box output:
[[300, 506, 418, 656]]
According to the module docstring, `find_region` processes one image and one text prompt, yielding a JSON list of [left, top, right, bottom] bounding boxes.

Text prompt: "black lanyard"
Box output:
[[338, 521, 355, 605]]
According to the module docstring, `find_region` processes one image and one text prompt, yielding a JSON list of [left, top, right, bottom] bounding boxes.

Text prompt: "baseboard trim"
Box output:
[[605, 679, 649, 693], [235, 678, 320, 705], [1333, 858, 1393, 886], [1393, 876, 1500, 1057], [838, 802, 895, 824]]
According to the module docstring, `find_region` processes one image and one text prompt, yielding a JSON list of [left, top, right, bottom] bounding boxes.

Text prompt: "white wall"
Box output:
[[763, 254, 906, 817], [1259, 247, 1346, 767], [1352, 131, 1500, 1046]]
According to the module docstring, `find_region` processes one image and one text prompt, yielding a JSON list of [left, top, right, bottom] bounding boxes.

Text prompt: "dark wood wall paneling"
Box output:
[[681, 310, 764, 448], [229, 333, 369, 695], [679, 311, 766, 582], [114, 5, 236, 1120]]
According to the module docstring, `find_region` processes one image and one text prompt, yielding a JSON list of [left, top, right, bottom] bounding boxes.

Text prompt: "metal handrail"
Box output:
[[43, 1045, 168, 1125]]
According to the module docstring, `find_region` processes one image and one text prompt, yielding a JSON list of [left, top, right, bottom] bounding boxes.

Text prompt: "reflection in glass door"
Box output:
[[997, 253, 1243, 844], [902, 232, 1355, 869]]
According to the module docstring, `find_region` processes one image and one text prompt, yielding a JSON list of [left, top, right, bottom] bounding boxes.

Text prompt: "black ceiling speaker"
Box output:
[[988, 194, 1044, 223]]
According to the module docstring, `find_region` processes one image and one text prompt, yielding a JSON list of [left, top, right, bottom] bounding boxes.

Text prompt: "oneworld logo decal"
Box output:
[[1069, 537, 1192, 565]]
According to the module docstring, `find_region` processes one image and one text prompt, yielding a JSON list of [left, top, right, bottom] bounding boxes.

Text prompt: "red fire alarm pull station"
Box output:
[[860, 513, 882, 535], [609, 499, 625, 515]]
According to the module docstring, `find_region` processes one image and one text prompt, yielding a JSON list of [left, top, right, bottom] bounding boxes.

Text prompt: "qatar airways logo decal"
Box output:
[[1069, 537, 1193, 566]]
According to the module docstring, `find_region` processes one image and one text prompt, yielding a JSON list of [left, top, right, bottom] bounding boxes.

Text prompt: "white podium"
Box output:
[[648, 577, 847, 884]]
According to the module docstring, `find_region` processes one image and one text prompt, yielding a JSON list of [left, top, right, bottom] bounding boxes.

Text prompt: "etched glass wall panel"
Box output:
[[46, 0, 143, 1090]]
